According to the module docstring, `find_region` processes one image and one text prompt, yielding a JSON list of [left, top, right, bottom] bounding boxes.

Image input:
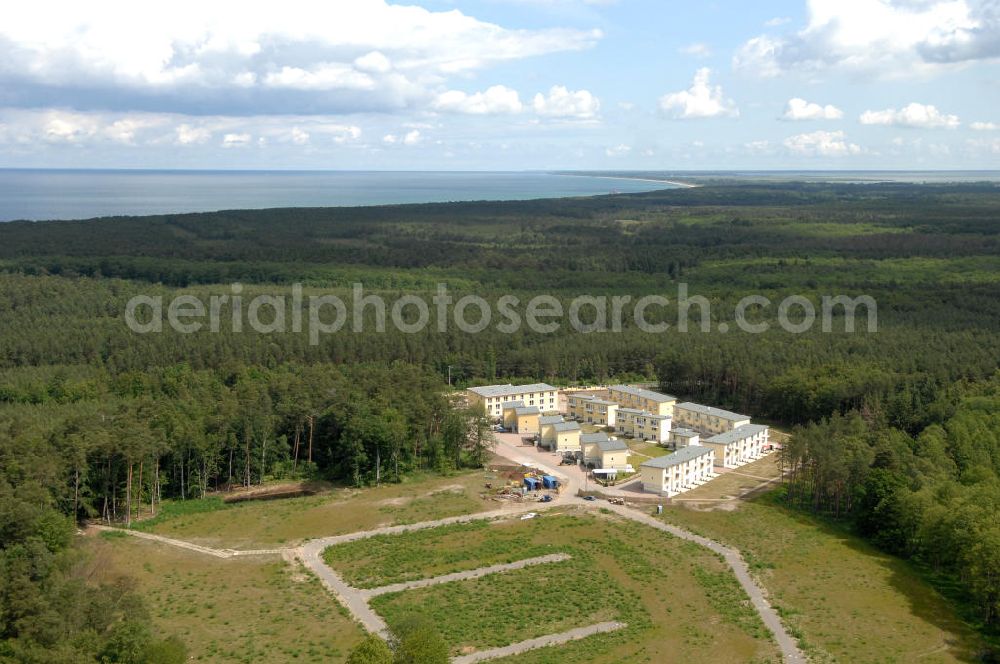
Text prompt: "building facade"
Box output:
[[567, 394, 619, 426], [467, 383, 558, 419], [702, 424, 769, 468], [639, 446, 716, 497], [615, 407, 671, 444], [670, 427, 700, 448], [673, 402, 751, 435], [607, 385, 677, 417]]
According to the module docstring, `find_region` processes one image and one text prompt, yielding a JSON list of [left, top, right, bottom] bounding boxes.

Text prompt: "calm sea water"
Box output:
[[0, 170, 675, 222]]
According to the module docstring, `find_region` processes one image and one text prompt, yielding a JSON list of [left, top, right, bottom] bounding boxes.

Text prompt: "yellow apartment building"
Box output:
[[673, 402, 751, 435], [567, 394, 619, 426], [551, 421, 582, 453], [607, 385, 677, 417], [467, 383, 558, 419], [615, 407, 671, 444]]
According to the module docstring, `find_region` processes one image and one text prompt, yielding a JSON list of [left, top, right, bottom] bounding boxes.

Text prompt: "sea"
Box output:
[[0, 170, 675, 222], [1, 169, 997, 222]]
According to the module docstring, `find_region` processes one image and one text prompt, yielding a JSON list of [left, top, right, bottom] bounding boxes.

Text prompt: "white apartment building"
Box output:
[[702, 424, 769, 469], [639, 445, 716, 497]]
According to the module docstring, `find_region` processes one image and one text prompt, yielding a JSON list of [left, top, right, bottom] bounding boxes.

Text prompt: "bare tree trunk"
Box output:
[[73, 467, 80, 522], [260, 435, 267, 486], [307, 416, 314, 464], [125, 463, 133, 528], [292, 426, 301, 470], [136, 460, 143, 520], [152, 458, 159, 516]]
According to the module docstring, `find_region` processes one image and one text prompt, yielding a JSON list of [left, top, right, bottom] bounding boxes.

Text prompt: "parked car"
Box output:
[[521, 512, 539, 520], [583, 495, 596, 501], [539, 494, 553, 503]]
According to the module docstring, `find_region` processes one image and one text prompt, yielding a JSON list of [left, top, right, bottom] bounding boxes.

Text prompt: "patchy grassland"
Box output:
[[662, 493, 985, 663], [139, 471, 493, 549], [86, 535, 365, 663], [343, 511, 779, 662]]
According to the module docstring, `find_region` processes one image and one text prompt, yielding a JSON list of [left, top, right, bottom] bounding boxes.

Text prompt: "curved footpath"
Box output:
[[93, 437, 806, 663]]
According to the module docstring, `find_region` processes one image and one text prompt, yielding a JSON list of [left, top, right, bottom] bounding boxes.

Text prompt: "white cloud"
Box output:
[[403, 130, 422, 145], [290, 128, 310, 145], [0, 0, 601, 114], [744, 139, 772, 154], [859, 102, 960, 128], [679, 42, 712, 58], [222, 133, 252, 148], [382, 134, 398, 144], [764, 16, 791, 27], [735, 0, 999, 79], [658, 68, 738, 119], [263, 65, 376, 91], [353, 51, 393, 74], [605, 144, 630, 156], [784, 130, 862, 156], [782, 97, 844, 120], [971, 121, 999, 130], [432, 85, 523, 114], [532, 86, 601, 120], [175, 124, 212, 145]]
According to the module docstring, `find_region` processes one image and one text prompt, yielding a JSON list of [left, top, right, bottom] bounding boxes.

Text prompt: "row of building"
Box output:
[[466, 382, 772, 498]]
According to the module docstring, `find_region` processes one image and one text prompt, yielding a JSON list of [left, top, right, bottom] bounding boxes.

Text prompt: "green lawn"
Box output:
[[661, 493, 985, 663]]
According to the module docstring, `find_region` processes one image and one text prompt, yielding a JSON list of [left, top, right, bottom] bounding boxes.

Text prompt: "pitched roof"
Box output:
[[609, 385, 677, 402], [539, 415, 564, 425], [675, 402, 751, 422], [553, 421, 581, 432], [580, 432, 610, 444], [705, 423, 769, 445], [597, 438, 629, 452], [641, 445, 713, 468], [501, 400, 525, 410], [467, 383, 557, 398], [671, 427, 700, 438], [514, 406, 540, 416]]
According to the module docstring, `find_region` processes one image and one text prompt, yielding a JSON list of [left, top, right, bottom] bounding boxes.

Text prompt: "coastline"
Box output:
[[553, 173, 700, 189]]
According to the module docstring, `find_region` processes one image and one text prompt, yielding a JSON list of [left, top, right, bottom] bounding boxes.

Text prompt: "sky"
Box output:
[[0, 0, 998, 170]]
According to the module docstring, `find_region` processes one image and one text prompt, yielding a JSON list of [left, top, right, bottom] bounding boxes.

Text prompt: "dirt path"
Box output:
[[601, 503, 805, 664], [88, 524, 282, 558], [361, 553, 571, 598], [451, 621, 627, 663], [94, 439, 805, 663]]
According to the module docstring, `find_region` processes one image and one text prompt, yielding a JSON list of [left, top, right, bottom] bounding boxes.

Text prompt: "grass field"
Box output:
[[673, 456, 784, 504], [139, 471, 493, 549], [86, 534, 365, 663], [323, 517, 563, 588], [333, 511, 781, 662], [662, 493, 985, 663]]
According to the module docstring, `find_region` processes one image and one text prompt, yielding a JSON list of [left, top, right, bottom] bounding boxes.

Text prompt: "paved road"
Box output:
[[361, 553, 571, 598], [452, 621, 626, 664]]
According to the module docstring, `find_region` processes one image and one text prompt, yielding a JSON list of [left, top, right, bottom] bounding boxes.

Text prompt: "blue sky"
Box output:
[[1, 0, 998, 170]]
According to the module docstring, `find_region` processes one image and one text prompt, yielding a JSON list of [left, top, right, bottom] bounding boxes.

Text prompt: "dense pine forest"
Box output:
[[1, 181, 999, 657]]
